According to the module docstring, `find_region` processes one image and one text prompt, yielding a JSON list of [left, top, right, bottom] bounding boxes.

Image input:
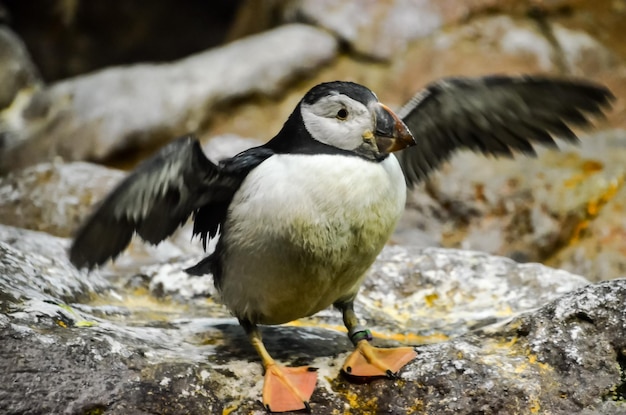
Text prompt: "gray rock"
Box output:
[[202, 134, 264, 163], [283, 0, 443, 60], [279, 2, 617, 66], [397, 128, 626, 282], [543, 130, 626, 283], [2, 223, 624, 414], [0, 161, 124, 238], [0, 24, 337, 172], [399, 279, 626, 415], [467, 16, 615, 76], [0, 26, 41, 154], [0, 26, 40, 111], [0, 225, 110, 305], [552, 23, 617, 76], [355, 247, 590, 338]]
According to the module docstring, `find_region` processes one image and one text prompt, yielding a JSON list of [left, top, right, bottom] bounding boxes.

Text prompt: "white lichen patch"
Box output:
[[499, 21, 553, 70], [199, 369, 211, 382], [103, 335, 132, 358], [552, 24, 616, 74], [209, 359, 264, 402], [159, 377, 171, 387], [309, 354, 344, 393]]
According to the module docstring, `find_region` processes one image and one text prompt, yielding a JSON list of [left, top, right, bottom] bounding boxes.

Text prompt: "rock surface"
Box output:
[[395, 129, 626, 282], [0, 26, 40, 111], [1, 224, 625, 414], [0, 25, 41, 153], [282, 0, 444, 60], [0, 161, 123, 237], [266, 0, 604, 62]]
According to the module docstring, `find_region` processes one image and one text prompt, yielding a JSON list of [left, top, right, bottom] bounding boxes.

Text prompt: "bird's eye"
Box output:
[[336, 108, 348, 120]]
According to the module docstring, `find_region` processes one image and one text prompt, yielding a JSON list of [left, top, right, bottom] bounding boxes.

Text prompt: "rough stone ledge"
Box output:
[[1, 223, 624, 414], [1, 280, 624, 414]]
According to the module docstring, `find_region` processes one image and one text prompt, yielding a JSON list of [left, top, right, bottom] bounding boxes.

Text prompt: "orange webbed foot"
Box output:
[[263, 364, 318, 412], [342, 340, 417, 378]]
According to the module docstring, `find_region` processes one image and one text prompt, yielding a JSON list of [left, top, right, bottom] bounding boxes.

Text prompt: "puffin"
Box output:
[[69, 76, 613, 412]]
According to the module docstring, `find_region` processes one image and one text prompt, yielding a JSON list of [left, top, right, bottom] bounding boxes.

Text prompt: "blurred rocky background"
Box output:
[[1, 1, 626, 414]]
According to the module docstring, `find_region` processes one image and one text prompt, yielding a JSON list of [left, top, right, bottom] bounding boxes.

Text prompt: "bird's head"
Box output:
[[299, 82, 415, 160]]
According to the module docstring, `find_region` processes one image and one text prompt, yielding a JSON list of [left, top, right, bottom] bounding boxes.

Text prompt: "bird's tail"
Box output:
[[185, 254, 215, 276]]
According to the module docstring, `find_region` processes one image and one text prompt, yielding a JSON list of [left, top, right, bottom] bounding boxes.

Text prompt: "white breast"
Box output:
[[218, 153, 406, 325]]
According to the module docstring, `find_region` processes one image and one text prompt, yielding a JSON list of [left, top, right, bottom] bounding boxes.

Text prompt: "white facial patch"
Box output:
[[300, 94, 374, 151]]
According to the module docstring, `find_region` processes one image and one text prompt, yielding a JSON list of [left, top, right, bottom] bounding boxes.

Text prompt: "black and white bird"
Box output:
[[70, 76, 613, 412]]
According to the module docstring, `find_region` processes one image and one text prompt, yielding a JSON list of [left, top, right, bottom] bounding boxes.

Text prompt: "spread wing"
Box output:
[[396, 76, 615, 186], [69, 135, 273, 269]]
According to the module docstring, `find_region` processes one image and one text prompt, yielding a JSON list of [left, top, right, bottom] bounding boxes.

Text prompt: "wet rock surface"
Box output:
[[1, 225, 625, 414]]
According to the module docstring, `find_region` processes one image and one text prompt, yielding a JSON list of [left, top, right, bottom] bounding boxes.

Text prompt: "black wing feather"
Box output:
[[396, 75, 615, 186], [191, 146, 275, 251], [69, 135, 272, 269]]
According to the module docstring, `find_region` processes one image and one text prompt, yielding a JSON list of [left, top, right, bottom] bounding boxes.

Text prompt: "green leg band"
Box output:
[[349, 328, 373, 345]]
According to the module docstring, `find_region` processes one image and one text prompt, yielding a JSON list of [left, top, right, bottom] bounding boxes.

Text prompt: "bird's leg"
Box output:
[[337, 301, 417, 378], [240, 320, 317, 413]]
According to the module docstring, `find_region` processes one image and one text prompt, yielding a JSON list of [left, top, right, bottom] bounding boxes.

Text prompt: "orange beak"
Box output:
[[373, 103, 415, 153]]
